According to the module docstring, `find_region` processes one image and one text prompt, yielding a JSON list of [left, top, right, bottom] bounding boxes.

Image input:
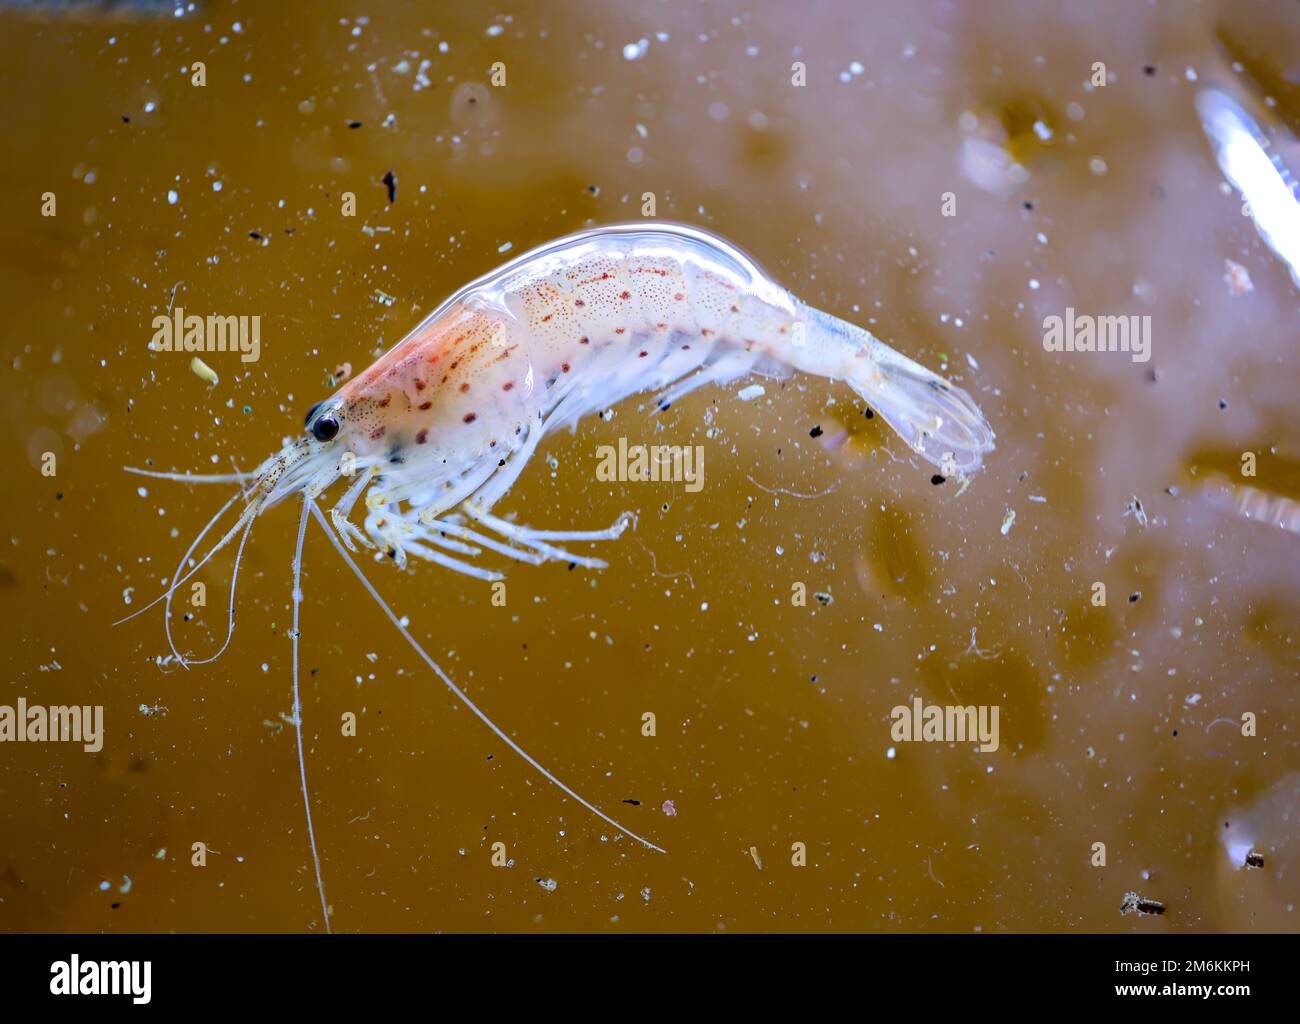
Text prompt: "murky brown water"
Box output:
[[1, 0, 1297, 933]]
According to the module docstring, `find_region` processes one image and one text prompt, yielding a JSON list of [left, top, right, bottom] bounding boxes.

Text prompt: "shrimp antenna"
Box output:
[[309, 499, 666, 855], [125, 465, 261, 484], [292, 494, 331, 932], [112, 491, 266, 628], [174, 512, 254, 667]]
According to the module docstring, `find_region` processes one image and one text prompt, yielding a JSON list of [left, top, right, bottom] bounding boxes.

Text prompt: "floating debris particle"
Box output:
[[190, 356, 219, 388], [153, 848, 167, 860], [640, 887, 652, 902], [381, 169, 397, 203], [536, 877, 557, 893], [1245, 850, 1265, 868], [661, 799, 677, 817], [1000, 509, 1016, 535], [737, 384, 765, 402], [813, 591, 833, 606], [749, 846, 763, 870], [1120, 891, 1166, 916], [373, 289, 396, 307], [1223, 258, 1254, 296], [1125, 496, 1149, 527]]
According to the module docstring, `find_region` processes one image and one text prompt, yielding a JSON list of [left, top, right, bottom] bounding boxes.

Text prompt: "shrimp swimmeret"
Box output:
[[122, 221, 994, 931]]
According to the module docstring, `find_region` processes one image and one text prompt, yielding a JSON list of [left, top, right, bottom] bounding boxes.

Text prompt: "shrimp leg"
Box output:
[[329, 465, 377, 552], [463, 505, 629, 568]]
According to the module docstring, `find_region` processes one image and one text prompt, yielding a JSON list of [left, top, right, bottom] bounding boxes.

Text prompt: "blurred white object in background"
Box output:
[[1196, 87, 1300, 289]]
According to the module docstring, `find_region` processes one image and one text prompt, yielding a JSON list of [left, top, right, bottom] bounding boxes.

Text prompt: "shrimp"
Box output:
[[121, 221, 994, 931]]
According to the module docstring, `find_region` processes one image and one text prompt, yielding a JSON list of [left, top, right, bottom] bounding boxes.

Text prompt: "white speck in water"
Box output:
[[1089, 157, 1109, 176], [622, 38, 649, 61], [167, 190, 178, 205], [498, 241, 512, 253], [737, 384, 765, 401]]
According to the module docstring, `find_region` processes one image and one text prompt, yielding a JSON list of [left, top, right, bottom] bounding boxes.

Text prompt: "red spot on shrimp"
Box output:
[[541, 314, 553, 322], [574, 298, 585, 307], [615, 327, 626, 335], [620, 291, 631, 300], [562, 362, 571, 372], [579, 336, 590, 344], [463, 412, 477, 423], [370, 427, 386, 441], [502, 381, 514, 391], [415, 429, 428, 444], [638, 350, 648, 358], [415, 379, 427, 390], [378, 395, 391, 408], [459, 382, 470, 393], [674, 293, 684, 301]]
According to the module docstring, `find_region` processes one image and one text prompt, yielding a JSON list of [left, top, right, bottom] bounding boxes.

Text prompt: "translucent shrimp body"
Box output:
[[124, 222, 994, 931], [315, 224, 991, 520]]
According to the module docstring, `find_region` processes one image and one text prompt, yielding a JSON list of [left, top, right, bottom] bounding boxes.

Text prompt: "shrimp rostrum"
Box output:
[[122, 222, 994, 930]]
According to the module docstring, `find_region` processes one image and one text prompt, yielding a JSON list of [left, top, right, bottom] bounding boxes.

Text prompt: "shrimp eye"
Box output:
[[311, 414, 340, 442]]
